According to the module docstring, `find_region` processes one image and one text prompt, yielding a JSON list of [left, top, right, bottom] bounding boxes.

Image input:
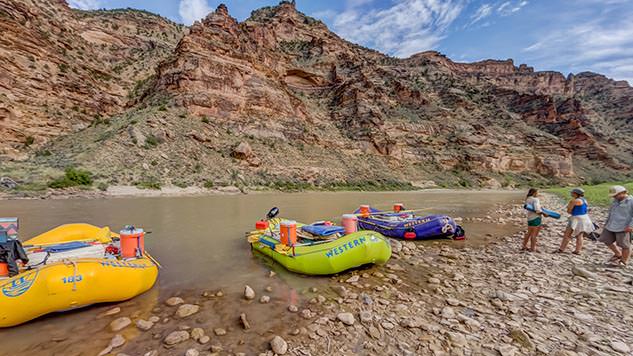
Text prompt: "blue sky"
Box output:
[[68, 0, 633, 84]]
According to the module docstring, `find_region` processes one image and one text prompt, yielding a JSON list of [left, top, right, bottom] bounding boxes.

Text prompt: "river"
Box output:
[[0, 190, 522, 355]]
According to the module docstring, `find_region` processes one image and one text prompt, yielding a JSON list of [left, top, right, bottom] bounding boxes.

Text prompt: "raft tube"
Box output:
[[248, 220, 391, 275], [355, 208, 464, 240], [0, 224, 158, 328]]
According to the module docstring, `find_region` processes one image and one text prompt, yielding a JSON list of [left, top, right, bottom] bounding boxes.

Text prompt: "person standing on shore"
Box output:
[[599, 185, 633, 266], [555, 188, 594, 254], [523, 188, 543, 252]]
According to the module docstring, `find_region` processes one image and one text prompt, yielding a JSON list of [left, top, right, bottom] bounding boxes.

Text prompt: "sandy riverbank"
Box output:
[[47, 193, 631, 356]]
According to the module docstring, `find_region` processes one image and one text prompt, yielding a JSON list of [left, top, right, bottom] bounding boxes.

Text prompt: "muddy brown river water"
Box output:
[[0, 190, 522, 355]]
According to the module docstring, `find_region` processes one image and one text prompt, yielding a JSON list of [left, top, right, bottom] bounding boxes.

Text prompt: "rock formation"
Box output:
[[1, 1, 631, 189]]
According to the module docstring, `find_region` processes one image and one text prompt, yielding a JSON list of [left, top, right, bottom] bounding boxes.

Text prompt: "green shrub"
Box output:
[[201, 117, 210, 124], [144, 135, 159, 148], [136, 180, 161, 190], [48, 167, 93, 189], [548, 181, 633, 206], [24, 136, 35, 147], [203, 180, 214, 189], [35, 149, 52, 157], [174, 181, 188, 188], [97, 182, 109, 191]]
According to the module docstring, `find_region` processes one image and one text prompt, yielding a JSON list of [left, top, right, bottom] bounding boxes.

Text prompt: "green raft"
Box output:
[[248, 220, 392, 275]]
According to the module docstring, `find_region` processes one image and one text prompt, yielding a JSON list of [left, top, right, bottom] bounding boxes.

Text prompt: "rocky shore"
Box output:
[[64, 195, 633, 356]]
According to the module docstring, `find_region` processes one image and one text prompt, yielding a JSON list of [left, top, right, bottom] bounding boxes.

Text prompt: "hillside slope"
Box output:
[[1, 1, 631, 192], [0, 0, 185, 157]]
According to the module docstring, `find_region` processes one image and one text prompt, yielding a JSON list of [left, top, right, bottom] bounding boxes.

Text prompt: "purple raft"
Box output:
[[354, 208, 465, 240]]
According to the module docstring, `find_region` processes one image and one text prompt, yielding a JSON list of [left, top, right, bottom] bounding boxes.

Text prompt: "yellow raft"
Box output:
[[0, 224, 158, 328]]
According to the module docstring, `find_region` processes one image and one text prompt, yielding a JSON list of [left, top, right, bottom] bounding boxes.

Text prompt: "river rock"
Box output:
[[428, 277, 441, 284], [610, 341, 631, 354], [244, 285, 256, 300], [446, 297, 461, 306], [260, 295, 270, 303], [270, 335, 288, 355], [240, 313, 251, 330], [110, 317, 131, 332], [165, 297, 184, 306], [346, 275, 360, 283], [448, 332, 467, 347], [441, 307, 455, 319], [498, 344, 518, 356], [337, 312, 355, 325], [572, 266, 598, 279], [214, 328, 227, 336], [232, 141, 253, 159], [99, 307, 121, 318], [390, 240, 403, 254], [359, 310, 373, 324], [136, 319, 154, 331], [98, 334, 126, 356], [164, 330, 190, 345], [176, 304, 200, 318], [185, 349, 199, 356], [191, 327, 205, 341], [368, 325, 381, 339], [332, 285, 348, 298], [510, 328, 534, 350]]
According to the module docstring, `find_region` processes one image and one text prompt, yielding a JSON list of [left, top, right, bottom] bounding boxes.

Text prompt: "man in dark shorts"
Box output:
[[600, 186, 633, 266]]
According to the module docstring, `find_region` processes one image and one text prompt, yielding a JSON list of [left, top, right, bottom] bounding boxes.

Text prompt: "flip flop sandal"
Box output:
[[572, 251, 582, 255]]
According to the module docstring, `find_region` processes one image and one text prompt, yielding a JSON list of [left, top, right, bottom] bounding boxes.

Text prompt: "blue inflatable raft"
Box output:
[[354, 208, 465, 240]]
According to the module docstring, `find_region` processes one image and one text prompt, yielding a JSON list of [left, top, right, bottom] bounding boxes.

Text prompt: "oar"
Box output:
[[144, 251, 162, 269], [351, 207, 434, 218]]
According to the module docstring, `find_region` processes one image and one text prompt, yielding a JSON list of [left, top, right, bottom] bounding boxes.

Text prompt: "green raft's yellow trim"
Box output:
[[249, 221, 391, 275], [0, 224, 158, 328]]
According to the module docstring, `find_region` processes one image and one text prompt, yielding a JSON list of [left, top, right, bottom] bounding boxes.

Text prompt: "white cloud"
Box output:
[[498, 0, 528, 15], [497, 1, 511, 13], [510, 1, 528, 13], [67, 0, 101, 10], [179, 0, 212, 25], [330, 0, 466, 58], [523, 13, 633, 85], [470, 3, 493, 25]]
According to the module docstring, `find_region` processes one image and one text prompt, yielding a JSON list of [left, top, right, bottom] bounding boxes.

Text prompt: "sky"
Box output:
[[67, 0, 633, 84]]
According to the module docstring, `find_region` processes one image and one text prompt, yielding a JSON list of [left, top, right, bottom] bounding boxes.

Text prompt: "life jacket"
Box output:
[[571, 198, 588, 216]]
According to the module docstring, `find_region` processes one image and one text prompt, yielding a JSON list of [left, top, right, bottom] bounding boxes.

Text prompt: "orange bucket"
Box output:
[[280, 221, 297, 246], [393, 203, 404, 212], [342, 214, 358, 235], [0, 263, 8, 277], [119, 227, 145, 258], [359, 205, 370, 217]]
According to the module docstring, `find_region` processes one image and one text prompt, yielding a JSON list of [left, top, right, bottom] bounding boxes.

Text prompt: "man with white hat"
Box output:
[[599, 185, 633, 266]]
